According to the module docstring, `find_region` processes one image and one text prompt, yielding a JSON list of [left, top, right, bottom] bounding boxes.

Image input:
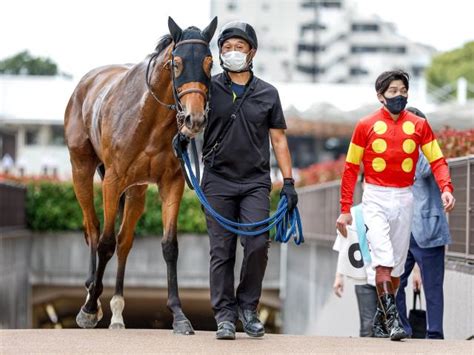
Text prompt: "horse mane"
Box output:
[[154, 34, 173, 54]]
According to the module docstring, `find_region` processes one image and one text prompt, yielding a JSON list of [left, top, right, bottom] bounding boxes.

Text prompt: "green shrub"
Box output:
[[26, 181, 85, 231], [26, 181, 281, 236]]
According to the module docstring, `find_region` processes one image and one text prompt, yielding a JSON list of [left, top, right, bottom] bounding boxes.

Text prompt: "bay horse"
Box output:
[[64, 16, 217, 333]]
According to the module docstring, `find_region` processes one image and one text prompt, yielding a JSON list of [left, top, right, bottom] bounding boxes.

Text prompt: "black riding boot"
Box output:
[[372, 300, 389, 338], [377, 281, 407, 341]]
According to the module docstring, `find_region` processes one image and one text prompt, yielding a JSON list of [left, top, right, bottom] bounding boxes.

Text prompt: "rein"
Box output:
[[181, 149, 304, 245]]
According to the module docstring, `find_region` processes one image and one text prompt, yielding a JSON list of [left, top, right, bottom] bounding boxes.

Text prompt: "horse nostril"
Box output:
[[184, 115, 192, 128]]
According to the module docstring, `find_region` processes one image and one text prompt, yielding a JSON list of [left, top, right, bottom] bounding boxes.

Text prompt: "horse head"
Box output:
[[167, 16, 217, 136]]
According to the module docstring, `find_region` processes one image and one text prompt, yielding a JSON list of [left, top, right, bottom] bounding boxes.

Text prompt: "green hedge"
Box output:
[[26, 181, 280, 236]]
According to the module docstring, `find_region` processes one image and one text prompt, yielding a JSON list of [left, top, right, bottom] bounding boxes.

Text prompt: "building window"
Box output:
[[412, 65, 425, 77], [296, 64, 325, 75], [335, 56, 346, 64], [388, 46, 406, 54], [351, 23, 379, 32], [301, 22, 327, 36], [301, 1, 342, 9], [25, 129, 39, 145], [227, 1, 237, 11], [351, 46, 406, 54], [350, 67, 369, 76], [321, 1, 342, 8], [50, 125, 65, 146], [298, 43, 325, 53], [351, 46, 376, 53]]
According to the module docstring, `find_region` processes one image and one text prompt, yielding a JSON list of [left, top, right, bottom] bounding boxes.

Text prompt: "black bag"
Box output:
[[409, 290, 427, 339]]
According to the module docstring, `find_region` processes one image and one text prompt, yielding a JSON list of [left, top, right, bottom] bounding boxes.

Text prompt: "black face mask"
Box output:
[[384, 95, 407, 114]]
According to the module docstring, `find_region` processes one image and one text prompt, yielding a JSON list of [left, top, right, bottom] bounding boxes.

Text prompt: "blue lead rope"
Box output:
[[181, 150, 304, 245]]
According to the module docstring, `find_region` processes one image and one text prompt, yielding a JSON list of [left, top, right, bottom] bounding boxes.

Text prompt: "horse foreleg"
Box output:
[[109, 185, 147, 329], [77, 174, 121, 328], [160, 176, 194, 335]]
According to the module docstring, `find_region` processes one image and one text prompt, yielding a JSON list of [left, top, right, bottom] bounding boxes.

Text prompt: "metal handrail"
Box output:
[[446, 155, 473, 261], [297, 155, 473, 261]]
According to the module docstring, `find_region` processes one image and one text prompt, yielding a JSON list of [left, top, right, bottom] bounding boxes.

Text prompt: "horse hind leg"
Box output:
[[109, 185, 147, 329], [77, 170, 122, 328], [68, 145, 104, 328]]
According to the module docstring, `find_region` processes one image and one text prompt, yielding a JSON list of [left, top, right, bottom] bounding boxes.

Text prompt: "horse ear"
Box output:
[[201, 16, 218, 43], [168, 16, 182, 43]]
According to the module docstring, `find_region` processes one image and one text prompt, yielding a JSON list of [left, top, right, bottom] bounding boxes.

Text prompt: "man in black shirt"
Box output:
[[201, 21, 298, 340]]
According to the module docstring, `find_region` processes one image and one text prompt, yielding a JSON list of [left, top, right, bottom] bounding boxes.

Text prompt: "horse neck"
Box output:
[[144, 47, 175, 115], [140, 47, 177, 133]]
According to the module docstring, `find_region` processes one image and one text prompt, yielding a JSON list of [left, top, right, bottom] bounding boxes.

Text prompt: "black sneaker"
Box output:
[[216, 321, 236, 340], [238, 309, 265, 337]]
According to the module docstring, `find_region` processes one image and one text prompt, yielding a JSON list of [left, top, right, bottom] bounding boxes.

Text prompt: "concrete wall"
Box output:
[[282, 240, 361, 337], [1, 231, 281, 328], [444, 262, 474, 339], [29, 232, 280, 290], [0, 230, 32, 328]]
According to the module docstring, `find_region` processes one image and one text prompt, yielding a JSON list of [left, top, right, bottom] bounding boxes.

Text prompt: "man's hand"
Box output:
[[172, 132, 190, 159], [441, 191, 455, 212], [180, 126, 196, 139], [333, 273, 344, 297], [413, 264, 422, 292], [336, 213, 353, 238], [280, 178, 298, 212]]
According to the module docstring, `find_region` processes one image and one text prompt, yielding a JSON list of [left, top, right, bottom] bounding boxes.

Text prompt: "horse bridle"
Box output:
[[145, 39, 211, 130]]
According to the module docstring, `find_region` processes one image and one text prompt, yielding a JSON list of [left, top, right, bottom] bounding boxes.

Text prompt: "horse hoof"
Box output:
[[173, 319, 195, 335], [76, 306, 102, 329], [109, 322, 125, 330]]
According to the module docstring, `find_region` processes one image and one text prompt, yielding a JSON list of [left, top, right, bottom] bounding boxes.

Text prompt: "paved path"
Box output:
[[1, 330, 472, 354]]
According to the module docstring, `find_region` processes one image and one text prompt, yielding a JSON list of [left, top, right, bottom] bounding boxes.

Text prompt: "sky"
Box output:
[[1, 0, 472, 80], [354, 0, 473, 51]]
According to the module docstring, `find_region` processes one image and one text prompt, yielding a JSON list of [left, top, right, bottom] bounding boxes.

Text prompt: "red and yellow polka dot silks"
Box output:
[[340, 108, 453, 213]]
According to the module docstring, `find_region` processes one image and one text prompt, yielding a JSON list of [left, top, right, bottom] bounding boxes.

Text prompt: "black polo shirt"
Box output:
[[202, 72, 287, 184]]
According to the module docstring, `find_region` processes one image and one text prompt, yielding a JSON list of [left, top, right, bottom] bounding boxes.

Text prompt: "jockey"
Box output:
[[336, 70, 455, 341]]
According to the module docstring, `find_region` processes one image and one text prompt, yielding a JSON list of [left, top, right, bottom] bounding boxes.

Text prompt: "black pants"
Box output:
[[202, 169, 271, 324], [354, 284, 378, 337], [396, 235, 445, 339]]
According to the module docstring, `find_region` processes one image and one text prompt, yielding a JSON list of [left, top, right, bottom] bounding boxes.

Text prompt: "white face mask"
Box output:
[[220, 51, 249, 72]]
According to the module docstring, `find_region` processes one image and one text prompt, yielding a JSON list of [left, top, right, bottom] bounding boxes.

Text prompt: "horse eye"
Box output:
[[203, 57, 212, 79], [174, 61, 183, 77]]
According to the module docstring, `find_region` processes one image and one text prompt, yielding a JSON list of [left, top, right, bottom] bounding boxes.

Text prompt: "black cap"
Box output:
[[217, 21, 258, 49]]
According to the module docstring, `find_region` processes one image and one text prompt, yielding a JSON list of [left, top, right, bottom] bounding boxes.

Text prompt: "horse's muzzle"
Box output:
[[183, 113, 206, 135]]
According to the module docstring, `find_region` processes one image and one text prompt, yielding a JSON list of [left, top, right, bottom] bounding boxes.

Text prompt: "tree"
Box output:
[[425, 41, 474, 100], [0, 50, 58, 75]]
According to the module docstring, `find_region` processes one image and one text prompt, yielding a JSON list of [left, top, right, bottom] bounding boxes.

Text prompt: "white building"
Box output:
[[0, 75, 75, 178], [211, 0, 435, 83], [1, 75, 469, 179]]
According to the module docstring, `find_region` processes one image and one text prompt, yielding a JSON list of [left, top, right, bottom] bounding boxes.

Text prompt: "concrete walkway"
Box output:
[[1, 330, 472, 354]]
